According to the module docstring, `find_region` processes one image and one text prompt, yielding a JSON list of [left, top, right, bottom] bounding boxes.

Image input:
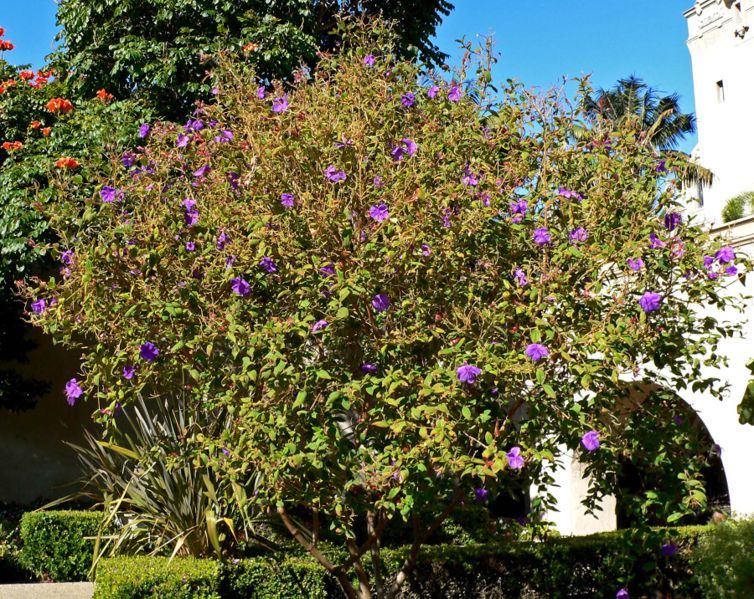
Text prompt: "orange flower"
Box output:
[[243, 42, 258, 53], [0, 27, 5, 37], [55, 157, 79, 169], [18, 70, 33, 81], [41, 127, 52, 137], [95, 88, 114, 102], [46, 97, 74, 114], [30, 120, 41, 129], [2, 141, 23, 151], [0, 40, 14, 51]]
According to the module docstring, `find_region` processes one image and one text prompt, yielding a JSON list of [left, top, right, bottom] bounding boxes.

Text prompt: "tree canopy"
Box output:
[[55, 0, 454, 118]]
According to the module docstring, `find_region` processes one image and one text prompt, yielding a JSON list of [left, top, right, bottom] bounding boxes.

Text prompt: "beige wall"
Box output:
[[0, 328, 91, 504]]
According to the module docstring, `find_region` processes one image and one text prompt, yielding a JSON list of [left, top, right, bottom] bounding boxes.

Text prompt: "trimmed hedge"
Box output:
[[94, 556, 222, 599], [19, 510, 102, 582], [95, 527, 713, 598]]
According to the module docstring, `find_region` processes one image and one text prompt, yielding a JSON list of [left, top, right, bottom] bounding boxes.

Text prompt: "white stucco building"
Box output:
[[544, 0, 754, 535]]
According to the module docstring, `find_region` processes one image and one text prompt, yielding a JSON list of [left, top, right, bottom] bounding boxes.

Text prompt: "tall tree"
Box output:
[[584, 76, 695, 151], [584, 76, 711, 186], [54, 0, 454, 119]]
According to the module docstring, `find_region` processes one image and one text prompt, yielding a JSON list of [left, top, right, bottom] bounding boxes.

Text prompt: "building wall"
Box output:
[[0, 328, 90, 504], [686, 0, 754, 224]]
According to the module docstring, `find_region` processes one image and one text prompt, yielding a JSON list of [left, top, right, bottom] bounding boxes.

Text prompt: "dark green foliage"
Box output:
[[93, 555, 222, 599], [94, 526, 716, 598], [54, 0, 454, 119], [19, 510, 102, 581]]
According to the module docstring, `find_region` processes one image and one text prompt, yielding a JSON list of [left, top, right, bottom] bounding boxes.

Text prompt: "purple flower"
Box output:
[[121, 151, 136, 168], [448, 85, 462, 102], [139, 342, 159, 362], [524, 343, 549, 362], [65, 378, 82, 406], [401, 92, 415, 108], [361, 363, 378, 374], [231, 277, 251, 297], [272, 95, 289, 113], [185, 241, 196, 251], [627, 257, 644, 271], [616, 589, 629, 599], [61, 249, 74, 265], [214, 130, 233, 143], [260, 256, 277, 273], [371, 293, 390, 313], [319, 264, 335, 277], [581, 430, 600, 452], [533, 228, 551, 245], [123, 365, 135, 380], [185, 119, 204, 132], [311, 319, 328, 332], [225, 255, 236, 269], [227, 172, 240, 191], [373, 176, 384, 188], [100, 186, 118, 203], [369, 203, 389, 223], [514, 268, 527, 287], [363, 54, 376, 67], [649, 233, 666, 249], [725, 265, 738, 276], [31, 298, 47, 314], [510, 199, 528, 223], [138, 123, 150, 139], [176, 133, 190, 148], [716, 246, 736, 264], [324, 165, 347, 182], [280, 193, 295, 208], [216, 231, 229, 250], [193, 164, 211, 179], [462, 169, 480, 187], [703, 255, 715, 269], [661, 543, 678, 557], [182, 199, 199, 227], [474, 487, 489, 503], [391, 138, 418, 161], [507, 447, 525, 470], [256, 86, 266, 99], [569, 227, 588, 243], [427, 85, 439, 99], [656, 160, 667, 173], [638, 291, 662, 313], [558, 187, 583, 200], [421, 244, 431, 257], [664, 212, 682, 231], [457, 363, 482, 384]]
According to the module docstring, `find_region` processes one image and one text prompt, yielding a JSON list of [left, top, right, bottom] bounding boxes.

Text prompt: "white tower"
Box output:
[[685, 0, 754, 224]]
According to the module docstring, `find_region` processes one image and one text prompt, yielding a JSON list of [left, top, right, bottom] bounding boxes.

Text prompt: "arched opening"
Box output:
[[614, 385, 730, 528]]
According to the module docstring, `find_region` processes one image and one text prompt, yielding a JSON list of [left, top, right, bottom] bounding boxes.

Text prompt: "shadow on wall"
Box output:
[[0, 324, 91, 504]]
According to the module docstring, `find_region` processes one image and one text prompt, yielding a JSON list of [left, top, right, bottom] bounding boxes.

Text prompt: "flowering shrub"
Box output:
[[28, 24, 747, 598]]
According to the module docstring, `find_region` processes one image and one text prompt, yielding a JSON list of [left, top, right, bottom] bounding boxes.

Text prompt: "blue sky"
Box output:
[[4, 0, 697, 151]]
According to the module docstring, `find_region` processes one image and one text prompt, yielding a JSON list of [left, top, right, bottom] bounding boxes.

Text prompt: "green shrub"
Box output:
[[222, 556, 337, 599], [690, 518, 754, 597], [20, 510, 101, 581], [95, 527, 713, 598], [94, 556, 222, 599]]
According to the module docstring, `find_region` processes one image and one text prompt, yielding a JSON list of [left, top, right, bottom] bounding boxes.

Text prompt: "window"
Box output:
[[716, 80, 725, 103]]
